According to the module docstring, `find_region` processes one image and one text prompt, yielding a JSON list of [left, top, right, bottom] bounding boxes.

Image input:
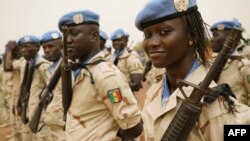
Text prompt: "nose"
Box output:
[[66, 35, 73, 45], [148, 35, 161, 47]]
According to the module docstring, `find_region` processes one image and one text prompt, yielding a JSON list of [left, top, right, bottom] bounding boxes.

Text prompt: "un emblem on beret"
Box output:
[[24, 36, 30, 42], [116, 34, 122, 39], [174, 0, 189, 12], [73, 14, 84, 24], [51, 33, 59, 39], [217, 24, 225, 31]]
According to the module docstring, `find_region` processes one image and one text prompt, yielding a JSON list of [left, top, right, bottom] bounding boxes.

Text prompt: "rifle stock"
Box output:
[[160, 27, 243, 141], [61, 26, 73, 122], [28, 60, 62, 133], [28, 87, 49, 133]]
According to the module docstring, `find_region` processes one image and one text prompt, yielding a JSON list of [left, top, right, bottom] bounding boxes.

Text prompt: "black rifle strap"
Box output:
[[22, 61, 30, 87], [71, 59, 106, 84], [114, 50, 121, 66]]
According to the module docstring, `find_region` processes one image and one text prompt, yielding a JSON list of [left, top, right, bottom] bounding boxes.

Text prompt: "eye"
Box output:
[[144, 32, 152, 39], [69, 29, 80, 36], [160, 29, 170, 35]]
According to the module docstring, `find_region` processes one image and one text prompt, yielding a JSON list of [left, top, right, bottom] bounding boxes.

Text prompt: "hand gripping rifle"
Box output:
[[28, 60, 62, 133], [160, 27, 242, 141], [61, 26, 73, 125]]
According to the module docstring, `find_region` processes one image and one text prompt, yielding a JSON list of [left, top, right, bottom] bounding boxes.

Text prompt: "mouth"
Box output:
[[148, 51, 165, 58]]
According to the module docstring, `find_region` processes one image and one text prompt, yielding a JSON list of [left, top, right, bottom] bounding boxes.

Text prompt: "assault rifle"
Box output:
[[21, 60, 35, 124], [28, 60, 62, 133], [17, 61, 29, 116], [61, 26, 73, 124], [160, 27, 242, 141]]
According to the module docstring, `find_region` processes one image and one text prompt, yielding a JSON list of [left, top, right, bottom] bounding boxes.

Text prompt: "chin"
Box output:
[[151, 61, 166, 68]]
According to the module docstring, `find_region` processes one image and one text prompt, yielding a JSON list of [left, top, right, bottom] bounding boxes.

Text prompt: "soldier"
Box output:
[[135, 0, 250, 140], [3, 41, 23, 141], [111, 28, 143, 93], [210, 19, 250, 106], [58, 9, 143, 140], [4, 35, 50, 141], [39, 31, 66, 141], [0, 56, 9, 128], [99, 30, 111, 61]]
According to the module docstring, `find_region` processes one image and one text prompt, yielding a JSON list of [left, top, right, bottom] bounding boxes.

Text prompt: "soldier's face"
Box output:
[[42, 39, 62, 62], [20, 43, 39, 60], [210, 30, 229, 53], [66, 25, 96, 60], [142, 17, 192, 68], [112, 37, 126, 51]]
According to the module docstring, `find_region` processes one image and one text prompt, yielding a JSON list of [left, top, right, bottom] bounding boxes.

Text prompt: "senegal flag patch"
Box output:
[[108, 88, 122, 104]]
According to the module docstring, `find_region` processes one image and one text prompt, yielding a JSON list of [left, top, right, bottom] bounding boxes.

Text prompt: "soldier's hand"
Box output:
[[5, 40, 17, 52]]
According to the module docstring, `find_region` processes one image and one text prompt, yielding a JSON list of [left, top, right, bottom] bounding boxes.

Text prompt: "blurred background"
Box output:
[[0, 0, 250, 55]]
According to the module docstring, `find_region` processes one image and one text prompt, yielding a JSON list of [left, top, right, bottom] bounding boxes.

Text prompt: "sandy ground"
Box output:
[[0, 83, 148, 141]]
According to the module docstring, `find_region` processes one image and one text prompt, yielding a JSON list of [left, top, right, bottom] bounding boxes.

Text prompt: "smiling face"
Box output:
[[66, 24, 99, 60], [112, 37, 126, 51], [142, 17, 193, 69]]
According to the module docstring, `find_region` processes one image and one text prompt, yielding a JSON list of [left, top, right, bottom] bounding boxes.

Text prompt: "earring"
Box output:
[[189, 40, 193, 46]]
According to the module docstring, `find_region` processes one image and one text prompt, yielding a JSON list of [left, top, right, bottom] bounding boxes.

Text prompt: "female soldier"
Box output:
[[135, 0, 250, 140]]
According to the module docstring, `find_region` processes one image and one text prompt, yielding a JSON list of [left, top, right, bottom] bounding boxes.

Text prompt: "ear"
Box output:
[[92, 30, 99, 42]]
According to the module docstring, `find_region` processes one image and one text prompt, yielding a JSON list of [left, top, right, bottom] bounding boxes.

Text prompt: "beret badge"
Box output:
[[73, 14, 84, 24], [24, 36, 30, 42], [116, 34, 122, 39], [51, 33, 59, 39], [217, 24, 225, 31], [174, 0, 189, 12]]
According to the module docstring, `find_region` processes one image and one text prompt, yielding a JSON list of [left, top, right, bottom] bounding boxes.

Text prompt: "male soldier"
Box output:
[[0, 56, 9, 128], [99, 30, 111, 61], [4, 35, 50, 141], [111, 28, 143, 93], [39, 30, 66, 141], [58, 9, 142, 140], [3, 42, 23, 141], [210, 19, 250, 106]]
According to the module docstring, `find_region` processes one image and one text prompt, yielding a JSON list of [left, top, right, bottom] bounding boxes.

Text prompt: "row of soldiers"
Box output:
[[1, 0, 250, 140]]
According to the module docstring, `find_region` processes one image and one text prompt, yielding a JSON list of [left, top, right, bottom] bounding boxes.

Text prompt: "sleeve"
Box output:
[[127, 55, 143, 74], [38, 62, 51, 85], [98, 71, 142, 129], [240, 65, 250, 106]]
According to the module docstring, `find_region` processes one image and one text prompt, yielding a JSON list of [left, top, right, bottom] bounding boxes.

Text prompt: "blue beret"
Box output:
[[40, 31, 62, 45], [110, 28, 127, 40], [99, 30, 109, 41], [58, 10, 99, 31], [210, 19, 242, 31], [135, 0, 197, 31], [18, 35, 40, 46]]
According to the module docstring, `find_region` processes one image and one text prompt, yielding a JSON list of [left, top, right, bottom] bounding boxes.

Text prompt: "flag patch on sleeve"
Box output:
[[108, 88, 122, 104]]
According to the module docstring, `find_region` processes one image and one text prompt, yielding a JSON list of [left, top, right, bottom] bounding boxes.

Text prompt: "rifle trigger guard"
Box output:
[[177, 79, 211, 100]]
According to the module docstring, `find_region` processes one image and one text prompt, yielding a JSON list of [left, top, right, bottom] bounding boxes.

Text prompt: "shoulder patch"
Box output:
[[108, 88, 122, 104]]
